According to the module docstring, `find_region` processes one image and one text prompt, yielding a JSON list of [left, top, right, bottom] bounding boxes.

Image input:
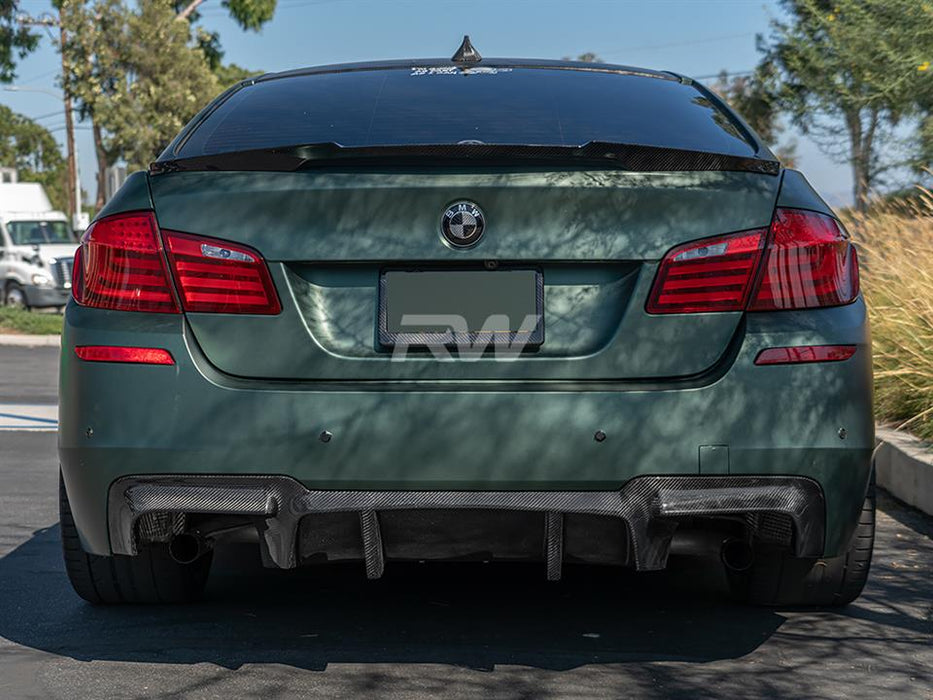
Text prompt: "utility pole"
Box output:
[[15, 11, 85, 231], [59, 20, 80, 228]]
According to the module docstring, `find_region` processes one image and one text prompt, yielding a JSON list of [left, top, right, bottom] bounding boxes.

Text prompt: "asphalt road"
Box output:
[[0, 346, 59, 404], [0, 346, 931, 699]]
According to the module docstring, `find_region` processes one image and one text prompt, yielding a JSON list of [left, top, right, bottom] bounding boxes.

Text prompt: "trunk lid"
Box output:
[[149, 167, 779, 381]]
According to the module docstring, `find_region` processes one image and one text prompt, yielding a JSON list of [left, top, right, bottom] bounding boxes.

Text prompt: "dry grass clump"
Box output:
[[846, 191, 933, 440]]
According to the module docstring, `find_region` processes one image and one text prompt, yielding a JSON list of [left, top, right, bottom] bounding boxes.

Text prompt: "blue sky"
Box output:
[[2, 0, 852, 206]]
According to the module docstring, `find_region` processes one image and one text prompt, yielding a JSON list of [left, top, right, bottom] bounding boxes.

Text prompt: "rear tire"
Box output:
[[59, 473, 212, 604], [731, 473, 875, 607]]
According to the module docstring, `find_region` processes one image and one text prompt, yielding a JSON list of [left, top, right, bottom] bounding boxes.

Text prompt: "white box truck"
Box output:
[[0, 183, 78, 310]]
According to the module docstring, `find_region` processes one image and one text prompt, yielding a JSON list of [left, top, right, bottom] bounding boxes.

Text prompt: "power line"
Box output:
[[15, 11, 82, 227], [17, 68, 59, 85], [597, 32, 756, 57], [26, 109, 75, 122], [692, 69, 755, 81], [46, 125, 92, 133]]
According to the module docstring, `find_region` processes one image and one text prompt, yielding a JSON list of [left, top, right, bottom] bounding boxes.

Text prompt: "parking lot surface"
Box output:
[[0, 346, 931, 699]]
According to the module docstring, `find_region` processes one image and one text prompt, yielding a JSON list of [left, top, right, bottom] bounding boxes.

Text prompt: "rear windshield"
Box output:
[[175, 66, 755, 159]]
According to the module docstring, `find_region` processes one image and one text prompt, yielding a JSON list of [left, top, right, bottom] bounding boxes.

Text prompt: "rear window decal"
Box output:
[[410, 66, 512, 76]]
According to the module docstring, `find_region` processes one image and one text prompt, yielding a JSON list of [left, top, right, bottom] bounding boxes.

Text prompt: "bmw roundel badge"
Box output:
[[441, 201, 486, 248]]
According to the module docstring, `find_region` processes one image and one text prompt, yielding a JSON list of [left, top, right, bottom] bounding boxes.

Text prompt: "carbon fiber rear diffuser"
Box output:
[[108, 475, 824, 578]]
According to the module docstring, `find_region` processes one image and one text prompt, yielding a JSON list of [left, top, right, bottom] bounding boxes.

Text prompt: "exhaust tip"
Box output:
[[168, 533, 206, 565], [721, 538, 755, 572]]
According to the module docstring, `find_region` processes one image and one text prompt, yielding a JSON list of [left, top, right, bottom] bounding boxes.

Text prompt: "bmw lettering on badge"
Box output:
[[441, 201, 485, 247]]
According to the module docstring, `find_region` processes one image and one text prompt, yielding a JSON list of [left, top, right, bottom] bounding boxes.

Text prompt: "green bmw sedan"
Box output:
[[58, 42, 874, 606]]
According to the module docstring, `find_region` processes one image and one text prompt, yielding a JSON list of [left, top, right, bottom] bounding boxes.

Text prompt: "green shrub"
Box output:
[[848, 193, 933, 440]]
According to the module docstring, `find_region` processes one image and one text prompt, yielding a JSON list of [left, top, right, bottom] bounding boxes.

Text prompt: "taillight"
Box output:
[[646, 229, 767, 313], [72, 210, 280, 315], [73, 211, 179, 313], [647, 208, 859, 314], [162, 231, 281, 315], [749, 209, 859, 310]]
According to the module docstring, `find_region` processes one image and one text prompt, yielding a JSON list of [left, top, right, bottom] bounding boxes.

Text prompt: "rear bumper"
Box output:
[[109, 474, 825, 577], [59, 300, 874, 563], [24, 284, 70, 307]]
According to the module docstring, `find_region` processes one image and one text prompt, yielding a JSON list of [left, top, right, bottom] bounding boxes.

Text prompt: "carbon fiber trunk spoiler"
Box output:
[[149, 141, 781, 176]]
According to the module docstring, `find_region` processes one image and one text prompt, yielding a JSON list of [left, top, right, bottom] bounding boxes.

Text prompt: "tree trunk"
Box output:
[[92, 120, 107, 211], [59, 19, 78, 224], [852, 162, 870, 214], [846, 109, 869, 214], [846, 107, 881, 214]]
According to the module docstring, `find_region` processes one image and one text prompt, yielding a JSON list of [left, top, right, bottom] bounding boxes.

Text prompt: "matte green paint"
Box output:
[[93, 171, 152, 221], [149, 169, 780, 381], [59, 299, 873, 559], [776, 170, 834, 216], [699, 445, 730, 475], [148, 169, 778, 262], [59, 166, 873, 566]]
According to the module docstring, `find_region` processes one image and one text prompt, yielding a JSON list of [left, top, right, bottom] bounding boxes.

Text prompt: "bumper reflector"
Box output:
[[754, 344, 856, 366], [75, 345, 175, 365]]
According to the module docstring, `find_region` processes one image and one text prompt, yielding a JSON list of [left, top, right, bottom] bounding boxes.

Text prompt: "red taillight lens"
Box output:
[[73, 211, 179, 313], [71, 247, 83, 301], [72, 210, 281, 315], [162, 231, 281, 315], [647, 208, 859, 315], [646, 229, 767, 314], [75, 345, 175, 365], [749, 209, 859, 311], [754, 345, 857, 365]]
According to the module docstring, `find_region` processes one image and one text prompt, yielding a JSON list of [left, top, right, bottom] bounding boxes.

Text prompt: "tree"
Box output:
[[761, 0, 933, 211], [61, 0, 219, 197], [193, 25, 261, 88], [177, 0, 276, 29], [212, 60, 261, 89], [0, 104, 68, 209], [59, 0, 124, 210], [57, 0, 268, 207], [106, 0, 219, 170], [0, 0, 39, 82], [710, 67, 797, 166], [176, 0, 269, 87], [562, 52, 602, 63]]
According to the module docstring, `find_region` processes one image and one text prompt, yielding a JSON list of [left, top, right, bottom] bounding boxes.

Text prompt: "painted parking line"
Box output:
[[0, 404, 58, 431]]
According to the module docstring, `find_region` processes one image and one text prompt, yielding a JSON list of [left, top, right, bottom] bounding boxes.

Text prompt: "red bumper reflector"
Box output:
[[754, 345, 856, 366], [74, 346, 175, 365]]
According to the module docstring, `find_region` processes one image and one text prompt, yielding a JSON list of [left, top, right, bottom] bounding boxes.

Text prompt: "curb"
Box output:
[[0, 334, 61, 347], [876, 427, 933, 517]]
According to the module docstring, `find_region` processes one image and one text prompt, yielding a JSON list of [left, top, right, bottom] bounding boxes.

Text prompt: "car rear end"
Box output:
[[58, 58, 874, 605]]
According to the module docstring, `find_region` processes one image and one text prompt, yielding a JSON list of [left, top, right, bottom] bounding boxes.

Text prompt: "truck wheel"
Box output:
[[731, 473, 875, 607], [59, 473, 212, 604], [4, 282, 28, 309]]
